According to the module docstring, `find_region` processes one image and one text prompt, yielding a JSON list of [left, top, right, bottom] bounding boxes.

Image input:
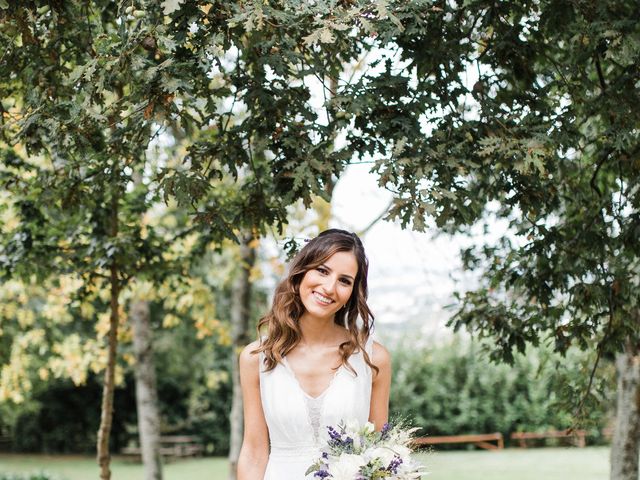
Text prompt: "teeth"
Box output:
[[313, 292, 333, 304]]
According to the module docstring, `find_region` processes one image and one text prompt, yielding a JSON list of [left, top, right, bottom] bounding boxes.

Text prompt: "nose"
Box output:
[[321, 275, 338, 295]]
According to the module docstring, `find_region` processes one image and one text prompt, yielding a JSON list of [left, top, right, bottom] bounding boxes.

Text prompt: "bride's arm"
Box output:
[[237, 340, 269, 480], [368, 341, 391, 431]]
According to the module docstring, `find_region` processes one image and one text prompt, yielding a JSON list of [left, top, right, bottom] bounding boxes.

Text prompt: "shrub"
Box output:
[[389, 336, 613, 446]]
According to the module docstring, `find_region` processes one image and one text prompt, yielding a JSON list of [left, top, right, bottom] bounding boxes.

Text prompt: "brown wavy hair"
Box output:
[[254, 229, 378, 376]]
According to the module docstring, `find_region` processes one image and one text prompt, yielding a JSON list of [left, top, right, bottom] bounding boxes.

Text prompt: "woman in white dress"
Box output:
[[237, 229, 392, 479]]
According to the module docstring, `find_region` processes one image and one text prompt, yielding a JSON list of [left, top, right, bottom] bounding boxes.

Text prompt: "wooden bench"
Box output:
[[413, 433, 504, 450], [510, 429, 587, 448], [121, 435, 204, 458]]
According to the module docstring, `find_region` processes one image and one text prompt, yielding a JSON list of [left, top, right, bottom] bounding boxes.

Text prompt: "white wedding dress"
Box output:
[[259, 336, 374, 479]]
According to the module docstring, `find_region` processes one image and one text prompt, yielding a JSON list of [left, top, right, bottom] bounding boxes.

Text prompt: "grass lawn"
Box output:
[[0, 455, 228, 480], [0, 447, 610, 480], [422, 447, 610, 480]]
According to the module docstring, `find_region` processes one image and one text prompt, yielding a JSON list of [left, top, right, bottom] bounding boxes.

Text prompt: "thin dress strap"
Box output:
[[258, 335, 268, 375], [365, 333, 375, 358]]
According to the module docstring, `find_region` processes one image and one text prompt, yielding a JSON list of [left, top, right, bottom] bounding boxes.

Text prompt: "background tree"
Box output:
[[0, 261, 249, 454], [130, 298, 162, 480], [227, 231, 257, 480], [389, 336, 615, 443], [0, 1, 403, 478], [339, 2, 638, 479]]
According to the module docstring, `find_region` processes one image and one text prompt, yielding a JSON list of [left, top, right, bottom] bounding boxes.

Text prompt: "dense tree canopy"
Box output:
[[385, 1, 640, 364]]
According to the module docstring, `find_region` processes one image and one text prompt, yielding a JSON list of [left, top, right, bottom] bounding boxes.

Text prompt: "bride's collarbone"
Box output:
[[285, 348, 342, 378], [285, 355, 342, 399]]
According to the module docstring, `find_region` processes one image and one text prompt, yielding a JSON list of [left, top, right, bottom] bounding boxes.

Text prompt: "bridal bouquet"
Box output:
[[305, 420, 427, 479]]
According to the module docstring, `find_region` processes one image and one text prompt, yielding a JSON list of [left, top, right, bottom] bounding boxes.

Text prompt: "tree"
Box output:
[[130, 299, 162, 480], [337, 2, 638, 478], [0, 2, 404, 478], [227, 231, 257, 479], [390, 336, 614, 440]]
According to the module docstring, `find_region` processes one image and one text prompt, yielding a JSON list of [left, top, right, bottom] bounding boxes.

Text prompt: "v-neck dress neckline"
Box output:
[[281, 356, 343, 400]]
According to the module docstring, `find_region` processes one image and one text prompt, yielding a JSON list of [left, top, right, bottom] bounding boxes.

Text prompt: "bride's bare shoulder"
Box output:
[[371, 340, 391, 372], [239, 340, 262, 370]]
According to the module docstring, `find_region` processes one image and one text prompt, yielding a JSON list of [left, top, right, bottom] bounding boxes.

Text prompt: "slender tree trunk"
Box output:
[[610, 344, 640, 480], [97, 262, 119, 479], [131, 299, 163, 480], [97, 189, 120, 480], [228, 233, 256, 480]]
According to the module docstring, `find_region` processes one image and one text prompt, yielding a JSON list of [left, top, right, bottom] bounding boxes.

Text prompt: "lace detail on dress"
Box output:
[[303, 395, 324, 444]]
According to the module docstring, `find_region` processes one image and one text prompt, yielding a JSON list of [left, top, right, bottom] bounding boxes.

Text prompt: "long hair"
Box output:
[[254, 229, 378, 376]]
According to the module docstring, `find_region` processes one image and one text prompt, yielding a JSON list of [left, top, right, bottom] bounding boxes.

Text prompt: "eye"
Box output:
[[316, 267, 328, 275], [340, 278, 352, 286]]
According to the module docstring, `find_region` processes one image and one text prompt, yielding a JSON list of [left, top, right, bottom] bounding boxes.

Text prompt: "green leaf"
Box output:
[[161, 0, 184, 15]]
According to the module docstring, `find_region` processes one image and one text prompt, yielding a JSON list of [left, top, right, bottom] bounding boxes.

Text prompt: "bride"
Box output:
[[237, 229, 391, 479]]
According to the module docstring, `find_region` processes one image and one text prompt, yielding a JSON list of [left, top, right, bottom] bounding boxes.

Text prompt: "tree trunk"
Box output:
[[228, 233, 256, 480], [610, 344, 640, 480], [131, 299, 163, 480], [97, 259, 119, 480], [97, 191, 120, 480]]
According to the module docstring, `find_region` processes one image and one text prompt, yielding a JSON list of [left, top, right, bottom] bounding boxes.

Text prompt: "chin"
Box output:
[[302, 300, 336, 320], [307, 307, 337, 320]]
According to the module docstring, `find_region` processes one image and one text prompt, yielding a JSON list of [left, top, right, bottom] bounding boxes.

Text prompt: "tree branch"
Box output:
[[589, 147, 611, 197], [357, 198, 394, 237], [594, 52, 607, 94], [571, 273, 615, 428]]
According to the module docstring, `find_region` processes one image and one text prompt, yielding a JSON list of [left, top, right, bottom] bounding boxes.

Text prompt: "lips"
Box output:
[[312, 291, 334, 305]]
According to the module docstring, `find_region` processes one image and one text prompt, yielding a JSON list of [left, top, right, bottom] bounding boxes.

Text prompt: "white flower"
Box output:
[[397, 459, 428, 479], [392, 445, 412, 458], [345, 419, 361, 434], [352, 434, 361, 450], [306, 421, 428, 480], [365, 446, 397, 467], [396, 455, 428, 479], [362, 421, 375, 435], [328, 453, 366, 480]]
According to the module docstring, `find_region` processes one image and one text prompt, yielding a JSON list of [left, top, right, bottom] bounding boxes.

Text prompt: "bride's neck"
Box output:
[[297, 314, 346, 347]]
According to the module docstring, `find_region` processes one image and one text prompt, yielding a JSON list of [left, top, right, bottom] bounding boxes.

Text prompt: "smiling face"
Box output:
[[298, 250, 359, 322]]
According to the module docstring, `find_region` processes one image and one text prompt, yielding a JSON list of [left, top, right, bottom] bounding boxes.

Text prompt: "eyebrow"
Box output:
[[320, 264, 355, 281]]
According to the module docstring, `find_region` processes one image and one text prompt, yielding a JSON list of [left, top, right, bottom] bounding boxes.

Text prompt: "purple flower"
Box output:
[[314, 468, 331, 478], [386, 454, 403, 474], [327, 425, 355, 451], [328, 426, 342, 441]]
